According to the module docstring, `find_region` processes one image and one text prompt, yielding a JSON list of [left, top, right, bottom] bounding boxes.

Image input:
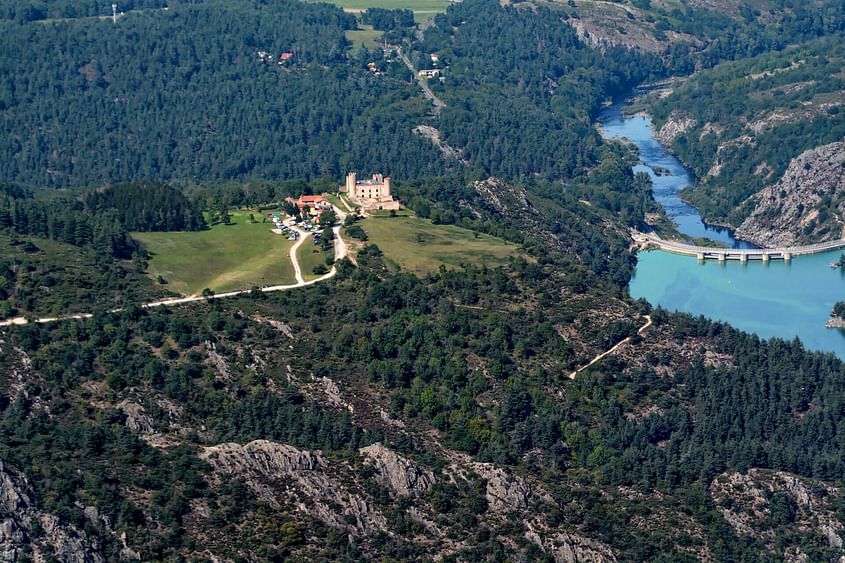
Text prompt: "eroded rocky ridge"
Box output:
[[736, 142, 845, 246], [711, 468, 844, 558], [0, 461, 106, 562], [199, 438, 619, 561], [201, 440, 388, 536]]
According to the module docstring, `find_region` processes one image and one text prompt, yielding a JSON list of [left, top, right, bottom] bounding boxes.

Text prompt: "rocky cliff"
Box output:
[[710, 468, 844, 559], [736, 142, 845, 246], [0, 461, 107, 563], [655, 111, 697, 145]]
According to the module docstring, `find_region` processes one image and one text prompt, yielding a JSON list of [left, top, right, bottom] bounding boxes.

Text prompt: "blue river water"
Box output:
[[597, 102, 845, 358]]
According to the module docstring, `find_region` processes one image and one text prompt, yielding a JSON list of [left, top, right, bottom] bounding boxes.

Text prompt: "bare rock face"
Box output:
[[117, 400, 155, 433], [359, 443, 434, 497], [0, 461, 105, 563], [656, 111, 696, 145], [710, 469, 844, 550], [526, 521, 618, 563], [736, 142, 845, 247], [413, 125, 468, 165], [473, 177, 535, 217], [201, 440, 388, 536], [475, 464, 533, 513]]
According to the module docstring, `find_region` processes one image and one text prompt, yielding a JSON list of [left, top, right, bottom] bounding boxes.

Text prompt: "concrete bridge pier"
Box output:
[[783, 252, 792, 261], [696, 252, 705, 261], [762, 253, 770, 263], [740, 254, 747, 264], [717, 252, 726, 262]]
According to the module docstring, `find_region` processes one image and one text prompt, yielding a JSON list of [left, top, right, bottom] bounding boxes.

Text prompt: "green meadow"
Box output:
[[360, 216, 522, 275], [314, 0, 452, 23], [133, 211, 296, 296]]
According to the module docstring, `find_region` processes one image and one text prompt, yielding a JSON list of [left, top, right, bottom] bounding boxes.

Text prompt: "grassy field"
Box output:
[[297, 236, 332, 281], [359, 217, 522, 275], [346, 25, 383, 54], [313, 0, 452, 23], [133, 211, 295, 296]]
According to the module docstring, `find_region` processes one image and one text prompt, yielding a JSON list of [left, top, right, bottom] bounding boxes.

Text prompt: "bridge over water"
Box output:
[[634, 232, 845, 262]]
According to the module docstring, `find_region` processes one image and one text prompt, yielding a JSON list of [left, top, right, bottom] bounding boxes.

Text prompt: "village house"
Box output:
[[286, 194, 332, 217], [341, 172, 401, 211], [418, 69, 440, 79], [279, 52, 294, 64]]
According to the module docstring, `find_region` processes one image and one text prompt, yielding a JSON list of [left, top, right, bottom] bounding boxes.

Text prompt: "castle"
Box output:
[[342, 172, 401, 211]]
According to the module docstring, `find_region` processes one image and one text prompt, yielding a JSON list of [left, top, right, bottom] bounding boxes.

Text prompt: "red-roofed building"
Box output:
[[279, 52, 294, 64], [286, 194, 331, 216]]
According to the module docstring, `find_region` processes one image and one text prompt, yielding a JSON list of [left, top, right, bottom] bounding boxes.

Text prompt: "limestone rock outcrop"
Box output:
[[710, 468, 844, 550], [201, 440, 388, 536], [526, 521, 618, 563], [359, 443, 434, 497], [0, 461, 105, 562], [736, 142, 845, 246], [655, 111, 697, 145]]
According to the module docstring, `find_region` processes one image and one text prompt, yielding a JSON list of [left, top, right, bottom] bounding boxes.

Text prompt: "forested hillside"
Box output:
[[4, 243, 845, 559], [85, 182, 206, 232], [0, 0, 444, 187], [648, 37, 845, 229], [0, 0, 201, 22], [543, 0, 845, 72], [411, 0, 664, 180]]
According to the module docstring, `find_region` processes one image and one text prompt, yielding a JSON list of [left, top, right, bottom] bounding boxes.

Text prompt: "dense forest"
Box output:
[[663, 0, 845, 69], [649, 37, 845, 225], [412, 0, 664, 180], [362, 7, 414, 31], [0, 0, 203, 22], [84, 182, 205, 232], [0, 0, 444, 187]]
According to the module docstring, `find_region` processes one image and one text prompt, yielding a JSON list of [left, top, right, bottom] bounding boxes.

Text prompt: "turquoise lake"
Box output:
[[598, 101, 845, 358]]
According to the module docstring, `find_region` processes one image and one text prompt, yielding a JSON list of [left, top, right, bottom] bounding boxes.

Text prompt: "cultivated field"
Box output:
[[133, 211, 296, 296], [360, 217, 522, 274]]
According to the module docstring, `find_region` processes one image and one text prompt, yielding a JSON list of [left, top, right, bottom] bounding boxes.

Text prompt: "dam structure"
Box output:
[[634, 232, 845, 262]]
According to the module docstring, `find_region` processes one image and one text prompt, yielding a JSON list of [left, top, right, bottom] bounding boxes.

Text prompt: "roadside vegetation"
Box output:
[[0, 234, 169, 320]]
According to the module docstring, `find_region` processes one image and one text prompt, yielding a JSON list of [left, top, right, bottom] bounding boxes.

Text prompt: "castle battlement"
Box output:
[[342, 172, 401, 211]]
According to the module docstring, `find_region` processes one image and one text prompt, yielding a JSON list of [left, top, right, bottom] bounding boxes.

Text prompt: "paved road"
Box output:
[[289, 226, 308, 285], [0, 205, 350, 328], [399, 50, 445, 115]]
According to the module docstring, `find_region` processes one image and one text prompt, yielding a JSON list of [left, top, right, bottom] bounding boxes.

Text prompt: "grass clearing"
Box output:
[[133, 211, 295, 296], [346, 25, 383, 54], [360, 216, 523, 275], [310, 0, 452, 23], [297, 236, 333, 281]]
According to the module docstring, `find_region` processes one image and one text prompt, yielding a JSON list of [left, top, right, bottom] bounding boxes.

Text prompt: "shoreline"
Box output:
[[599, 99, 755, 248], [826, 316, 845, 329]]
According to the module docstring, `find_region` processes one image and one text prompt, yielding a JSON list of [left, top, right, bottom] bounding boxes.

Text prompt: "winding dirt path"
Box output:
[[0, 206, 349, 328], [568, 315, 652, 379]]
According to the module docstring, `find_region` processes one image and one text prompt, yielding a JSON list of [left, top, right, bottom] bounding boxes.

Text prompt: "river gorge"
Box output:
[[598, 101, 845, 358]]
